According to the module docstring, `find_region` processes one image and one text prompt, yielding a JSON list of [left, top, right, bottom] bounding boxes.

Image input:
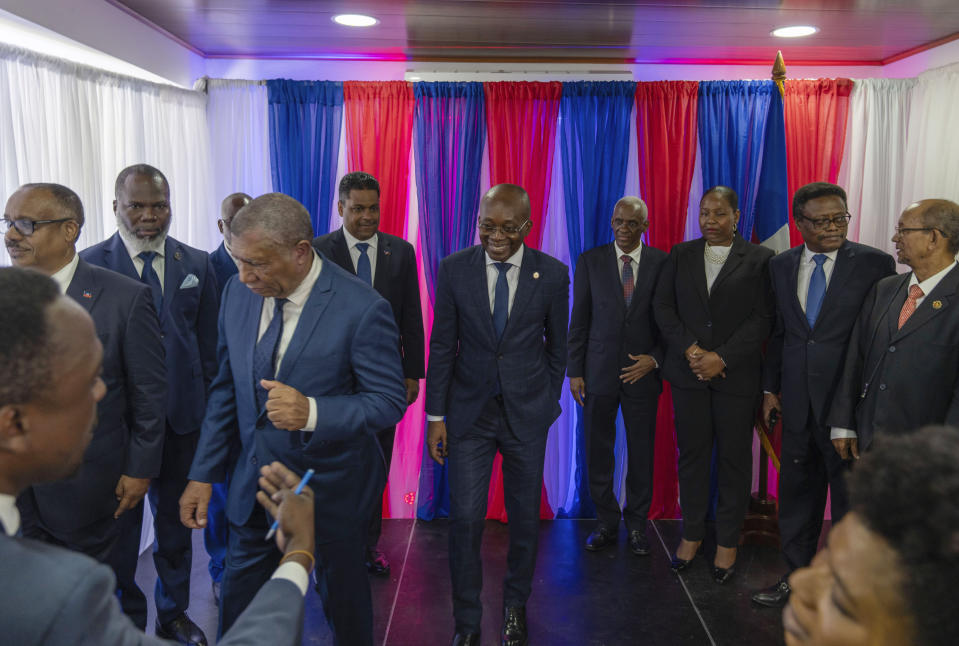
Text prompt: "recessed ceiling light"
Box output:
[[772, 25, 818, 38], [408, 75, 422, 81], [333, 14, 378, 27]]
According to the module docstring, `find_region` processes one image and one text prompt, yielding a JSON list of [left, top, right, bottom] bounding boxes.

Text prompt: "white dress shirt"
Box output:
[[797, 246, 839, 312], [342, 227, 378, 284], [0, 493, 19, 536], [831, 260, 959, 440], [223, 240, 240, 270], [615, 242, 643, 284], [119, 235, 166, 292], [257, 250, 323, 432], [704, 242, 732, 293], [50, 253, 80, 293]]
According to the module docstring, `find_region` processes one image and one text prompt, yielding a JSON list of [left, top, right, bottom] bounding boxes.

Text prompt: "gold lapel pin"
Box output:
[[174, 251, 183, 261], [933, 300, 943, 309], [533, 272, 540, 279]]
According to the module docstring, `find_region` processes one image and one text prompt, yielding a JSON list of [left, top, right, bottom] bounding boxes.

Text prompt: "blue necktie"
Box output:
[[254, 298, 288, 411], [492, 262, 510, 341], [355, 242, 372, 285], [138, 251, 163, 315], [806, 254, 828, 327]]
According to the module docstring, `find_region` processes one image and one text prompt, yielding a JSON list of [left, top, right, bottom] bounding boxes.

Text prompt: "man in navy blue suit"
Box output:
[[179, 193, 407, 646], [81, 164, 219, 646], [4, 183, 166, 630], [426, 184, 569, 646], [204, 191, 251, 603]]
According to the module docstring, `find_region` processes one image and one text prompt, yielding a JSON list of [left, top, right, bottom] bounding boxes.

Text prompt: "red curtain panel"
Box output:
[[483, 81, 563, 249], [783, 79, 853, 246], [344, 81, 416, 237], [635, 81, 700, 519]]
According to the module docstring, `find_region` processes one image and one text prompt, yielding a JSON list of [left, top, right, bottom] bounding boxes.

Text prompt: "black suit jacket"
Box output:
[[764, 241, 895, 432], [828, 264, 959, 449], [654, 235, 775, 395], [568, 242, 668, 397], [30, 259, 166, 533], [426, 245, 569, 438], [313, 229, 425, 380], [210, 241, 237, 299]]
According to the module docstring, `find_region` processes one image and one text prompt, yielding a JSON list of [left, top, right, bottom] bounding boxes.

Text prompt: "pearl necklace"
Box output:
[[704, 243, 731, 265]]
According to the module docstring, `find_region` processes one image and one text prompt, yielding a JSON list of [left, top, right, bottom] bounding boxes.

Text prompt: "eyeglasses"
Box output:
[[478, 219, 529, 236], [1, 218, 73, 236], [798, 213, 851, 230], [894, 226, 938, 236], [612, 218, 644, 231]]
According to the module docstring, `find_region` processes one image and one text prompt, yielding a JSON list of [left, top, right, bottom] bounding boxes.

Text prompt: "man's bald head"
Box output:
[[912, 199, 959, 255], [231, 193, 313, 250], [481, 184, 531, 219], [219, 192, 253, 245]]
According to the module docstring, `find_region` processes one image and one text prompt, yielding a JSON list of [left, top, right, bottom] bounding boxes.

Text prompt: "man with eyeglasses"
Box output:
[[426, 183, 568, 646], [567, 196, 667, 556], [753, 182, 895, 609], [81, 164, 219, 646], [3, 183, 166, 631], [829, 198, 959, 455]]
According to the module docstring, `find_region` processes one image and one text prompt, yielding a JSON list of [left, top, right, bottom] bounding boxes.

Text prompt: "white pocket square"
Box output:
[[179, 273, 199, 289]]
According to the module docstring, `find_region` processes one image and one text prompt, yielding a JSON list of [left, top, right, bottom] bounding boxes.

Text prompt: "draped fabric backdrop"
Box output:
[[206, 79, 272, 207]]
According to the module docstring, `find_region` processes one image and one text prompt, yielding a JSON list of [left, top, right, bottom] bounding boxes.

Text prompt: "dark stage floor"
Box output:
[[136, 519, 792, 645]]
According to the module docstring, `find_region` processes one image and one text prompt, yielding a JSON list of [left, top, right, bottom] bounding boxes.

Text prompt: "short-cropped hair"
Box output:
[[115, 164, 169, 198], [919, 200, 959, 255], [792, 182, 847, 221], [19, 183, 85, 233], [230, 193, 314, 248], [338, 172, 380, 202]]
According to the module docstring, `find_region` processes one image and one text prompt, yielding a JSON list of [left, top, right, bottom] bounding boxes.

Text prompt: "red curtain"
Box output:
[[483, 82, 562, 249], [344, 81, 415, 237], [635, 81, 700, 519], [783, 79, 853, 246]]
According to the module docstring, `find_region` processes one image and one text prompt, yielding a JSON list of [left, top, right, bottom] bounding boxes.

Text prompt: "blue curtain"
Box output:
[[697, 81, 775, 240], [754, 88, 790, 247], [413, 82, 486, 521], [267, 80, 343, 235], [555, 81, 635, 519]]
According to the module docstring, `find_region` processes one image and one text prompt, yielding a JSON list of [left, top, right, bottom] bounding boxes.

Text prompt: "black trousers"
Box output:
[[366, 426, 396, 548], [584, 391, 658, 531], [18, 491, 147, 629], [447, 397, 548, 634], [672, 386, 757, 547], [778, 406, 851, 571]]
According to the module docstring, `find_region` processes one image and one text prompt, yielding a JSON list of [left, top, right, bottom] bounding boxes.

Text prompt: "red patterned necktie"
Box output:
[[621, 255, 634, 307], [898, 284, 924, 329]]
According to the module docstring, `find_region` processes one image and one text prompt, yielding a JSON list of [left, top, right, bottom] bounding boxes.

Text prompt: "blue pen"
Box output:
[[264, 468, 314, 541]]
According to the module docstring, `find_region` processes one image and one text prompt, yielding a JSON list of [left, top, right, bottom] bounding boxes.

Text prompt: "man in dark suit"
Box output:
[[312, 172, 424, 575], [567, 196, 667, 555], [204, 191, 251, 603], [0, 265, 314, 646], [81, 164, 219, 646], [4, 183, 166, 629], [829, 199, 959, 450], [426, 184, 568, 646], [752, 183, 895, 608], [180, 193, 407, 645]]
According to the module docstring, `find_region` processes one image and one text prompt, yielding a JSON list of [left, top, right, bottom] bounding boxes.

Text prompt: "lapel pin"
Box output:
[[384, 249, 391, 256], [533, 272, 540, 279], [174, 251, 183, 261], [82, 290, 92, 299], [933, 300, 943, 309]]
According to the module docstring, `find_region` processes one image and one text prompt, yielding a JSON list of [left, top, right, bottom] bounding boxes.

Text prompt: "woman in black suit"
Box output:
[[654, 186, 774, 583]]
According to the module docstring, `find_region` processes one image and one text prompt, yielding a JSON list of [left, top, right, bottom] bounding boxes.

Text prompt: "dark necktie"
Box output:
[[805, 254, 827, 327], [138, 251, 163, 314], [621, 255, 635, 308], [254, 298, 288, 411], [355, 242, 372, 285], [898, 284, 924, 329], [493, 262, 510, 341]]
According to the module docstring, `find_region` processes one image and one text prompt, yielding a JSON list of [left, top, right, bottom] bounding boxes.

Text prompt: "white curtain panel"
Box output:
[[838, 77, 916, 260], [0, 44, 214, 264], [204, 78, 273, 238], [902, 63, 959, 210]]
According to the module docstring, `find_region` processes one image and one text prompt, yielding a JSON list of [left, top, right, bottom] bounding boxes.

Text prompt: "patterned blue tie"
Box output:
[[254, 298, 288, 411], [355, 242, 372, 285], [492, 262, 510, 341], [138, 251, 163, 314], [806, 254, 828, 327]]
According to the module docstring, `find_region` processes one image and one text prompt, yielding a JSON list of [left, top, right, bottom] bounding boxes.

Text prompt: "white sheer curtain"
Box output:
[[0, 44, 214, 265], [837, 78, 916, 259], [203, 78, 272, 223], [902, 63, 959, 208]]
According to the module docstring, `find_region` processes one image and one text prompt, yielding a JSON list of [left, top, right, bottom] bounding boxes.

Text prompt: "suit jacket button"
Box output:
[[251, 456, 258, 465], [705, 321, 712, 328], [808, 339, 815, 345], [498, 354, 504, 359], [879, 383, 887, 391], [889, 345, 896, 352]]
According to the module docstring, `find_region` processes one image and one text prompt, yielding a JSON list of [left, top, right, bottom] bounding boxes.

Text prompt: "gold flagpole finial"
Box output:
[[772, 50, 786, 97]]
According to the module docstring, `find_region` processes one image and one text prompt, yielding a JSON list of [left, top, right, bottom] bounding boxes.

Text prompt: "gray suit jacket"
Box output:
[[0, 531, 304, 645]]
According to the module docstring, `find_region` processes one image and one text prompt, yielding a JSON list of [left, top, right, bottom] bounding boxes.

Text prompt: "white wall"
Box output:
[[882, 37, 959, 78]]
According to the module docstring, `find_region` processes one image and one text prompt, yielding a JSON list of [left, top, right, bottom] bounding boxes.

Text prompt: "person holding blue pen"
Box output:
[[180, 193, 407, 646]]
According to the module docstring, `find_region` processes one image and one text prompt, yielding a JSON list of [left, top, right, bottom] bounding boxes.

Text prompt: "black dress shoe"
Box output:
[[670, 553, 696, 571], [628, 529, 650, 556], [156, 613, 208, 646], [451, 633, 480, 646], [712, 563, 736, 584], [366, 547, 390, 575], [585, 525, 615, 551], [211, 579, 221, 606], [502, 606, 528, 646], [752, 578, 791, 607]]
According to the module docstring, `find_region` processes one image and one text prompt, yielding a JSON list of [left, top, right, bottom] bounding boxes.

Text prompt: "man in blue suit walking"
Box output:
[[180, 193, 407, 646], [81, 164, 219, 646], [426, 184, 569, 646]]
